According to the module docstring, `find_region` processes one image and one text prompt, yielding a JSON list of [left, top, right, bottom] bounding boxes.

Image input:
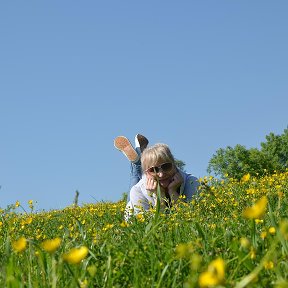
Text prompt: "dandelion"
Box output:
[[278, 191, 284, 198], [175, 242, 194, 259], [246, 188, 256, 195], [15, 201, 20, 208], [63, 246, 89, 264], [102, 223, 114, 231], [264, 261, 274, 270], [190, 254, 202, 271], [25, 217, 33, 225], [41, 237, 62, 253], [136, 214, 145, 222], [268, 227, 276, 235], [280, 220, 288, 240], [255, 219, 263, 224], [250, 247, 256, 260], [260, 231, 267, 240], [28, 200, 34, 210], [12, 237, 27, 253], [198, 258, 225, 287], [87, 265, 97, 277], [241, 173, 251, 182], [243, 196, 268, 219], [240, 237, 250, 249], [120, 221, 129, 228], [79, 278, 88, 288], [274, 280, 288, 288]]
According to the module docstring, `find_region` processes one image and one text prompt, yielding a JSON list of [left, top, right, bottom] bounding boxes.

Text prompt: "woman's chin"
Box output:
[[159, 179, 171, 188]]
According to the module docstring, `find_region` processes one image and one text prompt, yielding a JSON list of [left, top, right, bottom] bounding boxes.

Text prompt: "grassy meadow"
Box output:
[[1, 171, 288, 287]]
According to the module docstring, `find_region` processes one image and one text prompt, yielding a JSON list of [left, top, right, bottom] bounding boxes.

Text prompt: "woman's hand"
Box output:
[[146, 176, 158, 195], [146, 176, 166, 197], [146, 176, 168, 208], [167, 172, 183, 202]]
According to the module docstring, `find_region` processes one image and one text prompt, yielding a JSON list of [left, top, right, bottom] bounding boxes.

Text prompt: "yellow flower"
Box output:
[[255, 219, 263, 224], [79, 278, 88, 288], [241, 173, 251, 182], [63, 246, 89, 264], [25, 217, 33, 224], [243, 196, 268, 219], [250, 247, 256, 259], [87, 265, 97, 277], [15, 201, 20, 208], [260, 231, 267, 239], [41, 238, 61, 253], [12, 237, 27, 253], [136, 213, 145, 222], [240, 237, 250, 249], [198, 258, 225, 287], [268, 227, 276, 235], [120, 221, 129, 228], [280, 220, 288, 240], [190, 254, 202, 271], [175, 242, 194, 259], [102, 223, 114, 231], [246, 188, 256, 195], [264, 261, 274, 270]]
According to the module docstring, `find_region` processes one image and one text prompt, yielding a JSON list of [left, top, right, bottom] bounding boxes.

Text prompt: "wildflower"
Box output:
[[246, 188, 256, 195], [198, 258, 225, 287], [260, 231, 267, 240], [241, 173, 251, 182], [102, 223, 114, 231], [175, 242, 194, 259], [264, 261, 274, 270], [274, 279, 288, 288], [255, 219, 263, 224], [12, 237, 27, 253], [268, 227, 276, 235], [280, 220, 288, 240], [63, 246, 89, 264], [240, 237, 250, 249], [136, 213, 145, 222], [25, 217, 33, 224], [190, 254, 202, 271], [79, 278, 88, 288], [278, 191, 284, 198], [250, 247, 256, 259], [87, 265, 97, 277], [15, 201, 20, 208], [41, 237, 62, 253], [243, 196, 268, 219], [120, 221, 129, 228]]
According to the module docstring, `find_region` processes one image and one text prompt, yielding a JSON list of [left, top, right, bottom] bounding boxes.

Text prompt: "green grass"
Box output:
[[1, 171, 288, 287]]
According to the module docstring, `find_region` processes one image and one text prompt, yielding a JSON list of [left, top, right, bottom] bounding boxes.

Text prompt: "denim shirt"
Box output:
[[125, 170, 199, 218]]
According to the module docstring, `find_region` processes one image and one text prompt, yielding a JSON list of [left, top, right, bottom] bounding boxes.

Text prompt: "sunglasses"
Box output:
[[146, 162, 173, 174]]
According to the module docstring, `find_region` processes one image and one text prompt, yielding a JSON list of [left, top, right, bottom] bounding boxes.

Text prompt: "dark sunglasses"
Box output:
[[146, 162, 173, 174]]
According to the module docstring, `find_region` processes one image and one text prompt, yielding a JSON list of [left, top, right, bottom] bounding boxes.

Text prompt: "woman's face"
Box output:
[[145, 160, 177, 188]]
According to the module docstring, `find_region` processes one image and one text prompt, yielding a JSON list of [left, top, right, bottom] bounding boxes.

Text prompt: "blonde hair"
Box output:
[[141, 143, 175, 171]]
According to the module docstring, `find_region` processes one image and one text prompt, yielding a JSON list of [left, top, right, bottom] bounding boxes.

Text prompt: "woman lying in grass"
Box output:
[[114, 135, 200, 219]]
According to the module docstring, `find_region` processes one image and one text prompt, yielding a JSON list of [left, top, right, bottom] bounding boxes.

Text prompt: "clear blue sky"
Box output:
[[1, 1, 287, 211]]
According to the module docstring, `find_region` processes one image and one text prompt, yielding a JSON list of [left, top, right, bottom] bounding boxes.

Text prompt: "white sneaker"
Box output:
[[114, 136, 139, 162], [135, 134, 149, 152]]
